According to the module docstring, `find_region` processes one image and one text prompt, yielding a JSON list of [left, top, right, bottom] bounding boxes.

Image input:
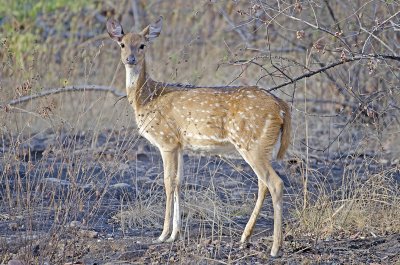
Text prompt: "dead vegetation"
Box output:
[[0, 0, 399, 264]]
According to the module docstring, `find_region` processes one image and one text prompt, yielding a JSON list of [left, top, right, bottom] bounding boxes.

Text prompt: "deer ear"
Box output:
[[106, 18, 124, 42], [141, 16, 163, 42]]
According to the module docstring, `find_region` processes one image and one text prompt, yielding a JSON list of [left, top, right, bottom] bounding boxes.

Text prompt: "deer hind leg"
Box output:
[[240, 175, 269, 243], [154, 148, 181, 243], [265, 163, 284, 257], [238, 149, 284, 257]]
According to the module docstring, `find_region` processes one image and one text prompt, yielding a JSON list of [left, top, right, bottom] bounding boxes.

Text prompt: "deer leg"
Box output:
[[240, 176, 269, 243], [166, 151, 183, 242], [238, 149, 283, 257], [154, 149, 179, 243], [266, 163, 283, 257]]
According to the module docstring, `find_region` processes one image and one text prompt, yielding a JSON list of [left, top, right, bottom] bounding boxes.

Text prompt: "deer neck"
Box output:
[[125, 59, 150, 110]]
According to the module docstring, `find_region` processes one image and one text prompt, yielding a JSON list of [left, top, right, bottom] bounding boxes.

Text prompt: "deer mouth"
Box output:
[[125, 61, 137, 67]]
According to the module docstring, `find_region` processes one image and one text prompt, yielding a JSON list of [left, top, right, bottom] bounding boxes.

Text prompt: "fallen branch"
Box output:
[[2, 85, 125, 108]]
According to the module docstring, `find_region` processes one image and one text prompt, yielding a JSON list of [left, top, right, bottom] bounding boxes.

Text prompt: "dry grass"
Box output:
[[290, 168, 400, 239], [1, 0, 399, 263]]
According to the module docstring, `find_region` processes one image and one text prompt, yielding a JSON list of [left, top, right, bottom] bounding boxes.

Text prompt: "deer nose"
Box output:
[[126, 55, 136, 65]]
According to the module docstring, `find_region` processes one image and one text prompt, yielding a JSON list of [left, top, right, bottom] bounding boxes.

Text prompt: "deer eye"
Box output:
[[139, 44, 145, 50], [120, 43, 125, 48]]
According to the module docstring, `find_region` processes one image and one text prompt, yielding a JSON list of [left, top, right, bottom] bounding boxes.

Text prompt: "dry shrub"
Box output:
[[290, 168, 400, 239]]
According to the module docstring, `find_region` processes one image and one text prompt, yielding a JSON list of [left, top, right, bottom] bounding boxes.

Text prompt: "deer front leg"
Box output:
[[166, 151, 183, 242], [153, 148, 180, 243]]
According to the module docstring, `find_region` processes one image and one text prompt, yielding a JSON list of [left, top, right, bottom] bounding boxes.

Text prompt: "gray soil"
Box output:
[[1, 129, 399, 264]]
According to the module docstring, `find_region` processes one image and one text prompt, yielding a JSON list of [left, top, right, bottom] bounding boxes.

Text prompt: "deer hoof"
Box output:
[[152, 237, 165, 244]]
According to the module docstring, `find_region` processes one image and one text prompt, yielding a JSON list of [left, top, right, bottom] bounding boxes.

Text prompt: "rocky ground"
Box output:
[[1, 129, 399, 264]]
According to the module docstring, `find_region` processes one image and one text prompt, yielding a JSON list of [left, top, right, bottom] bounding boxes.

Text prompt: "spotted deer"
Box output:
[[107, 16, 291, 257]]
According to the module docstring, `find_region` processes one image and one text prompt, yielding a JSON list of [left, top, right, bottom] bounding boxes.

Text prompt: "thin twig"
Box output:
[[218, 8, 250, 44]]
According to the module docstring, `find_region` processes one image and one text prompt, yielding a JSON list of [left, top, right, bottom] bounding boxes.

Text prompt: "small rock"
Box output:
[[8, 260, 26, 265], [202, 239, 212, 245], [107, 183, 134, 199], [110, 183, 131, 189], [78, 229, 98, 238], [41, 178, 70, 187], [80, 183, 95, 191], [8, 222, 18, 231], [212, 239, 220, 245], [69, 221, 82, 228], [379, 158, 388, 164]]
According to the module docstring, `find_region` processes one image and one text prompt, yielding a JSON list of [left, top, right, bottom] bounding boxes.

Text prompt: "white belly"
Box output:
[[183, 137, 239, 157]]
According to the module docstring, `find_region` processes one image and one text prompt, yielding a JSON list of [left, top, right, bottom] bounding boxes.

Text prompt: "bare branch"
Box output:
[[268, 54, 400, 92], [1, 85, 125, 108], [323, 0, 342, 33]]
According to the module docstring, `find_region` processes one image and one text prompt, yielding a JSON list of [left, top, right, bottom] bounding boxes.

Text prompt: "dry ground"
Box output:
[[0, 129, 399, 264]]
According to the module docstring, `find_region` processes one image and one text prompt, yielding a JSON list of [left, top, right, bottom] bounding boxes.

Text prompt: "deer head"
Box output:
[[107, 16, 163, 67], [107, 17, 163, 88]]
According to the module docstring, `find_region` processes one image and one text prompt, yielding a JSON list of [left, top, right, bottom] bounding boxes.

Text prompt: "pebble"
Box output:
[[109, 183, 131, 189], [8, 260, 26, 265], [41, 177, 70, 187]]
